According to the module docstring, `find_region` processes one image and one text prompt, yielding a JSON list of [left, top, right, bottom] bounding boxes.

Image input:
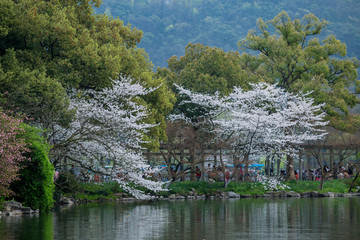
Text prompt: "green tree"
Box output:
[[239, 11, 359, 128], [0, 49, 72, 128], [239, 11, 360, 179], [0, 0, 174, 148], [156, 43, 259, 123], [158, 43, 255, 96], [0, 0, 151, 89]]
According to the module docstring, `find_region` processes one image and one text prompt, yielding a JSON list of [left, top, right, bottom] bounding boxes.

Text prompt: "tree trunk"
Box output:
[[189, 149, 196, 181], [265, 155, 270, 177], [286, 155, 296, 180], [166, 153, 172, 181], [219, 148, 227, 188], [306, 151, 311, 170], [201, 149, 205, 181], [299, 150, 302, 181], [318, 175, 326, 190], [329, 148, 334, 171], [214, 152, 217, 166], [348, 173, 359, 193], [276, 156, 280, 176], [146, 150, 151, 165], [233, 154, 241, 182], [244, 154, 250, 181]]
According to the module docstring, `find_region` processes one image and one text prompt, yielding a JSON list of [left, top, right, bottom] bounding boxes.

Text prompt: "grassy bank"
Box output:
[[56, 178, 358, 202], [56, 182, 127, 202], [167, 179, 356, 196]]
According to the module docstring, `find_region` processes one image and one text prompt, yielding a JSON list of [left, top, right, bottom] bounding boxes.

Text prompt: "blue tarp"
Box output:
[[226, 164, 264, 168], [159, 164, 264, 168]]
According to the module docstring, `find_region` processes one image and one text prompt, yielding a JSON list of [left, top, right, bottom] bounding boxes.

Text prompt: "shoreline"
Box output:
[[2, 191, 360, 216], [57, 190, 360, 205]]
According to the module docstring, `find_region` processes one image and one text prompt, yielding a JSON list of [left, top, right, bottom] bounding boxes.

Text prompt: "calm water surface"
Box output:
[[1, 198, 359, 240]]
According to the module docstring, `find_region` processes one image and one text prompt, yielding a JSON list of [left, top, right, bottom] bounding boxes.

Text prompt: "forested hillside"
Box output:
[[97, 0, 360, 68]]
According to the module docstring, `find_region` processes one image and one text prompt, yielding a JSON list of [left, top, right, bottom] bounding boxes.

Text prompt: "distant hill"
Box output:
[[96, 0, 360, 69]]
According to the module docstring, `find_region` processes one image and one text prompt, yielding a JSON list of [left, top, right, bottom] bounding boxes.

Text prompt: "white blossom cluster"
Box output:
[[49, 76, 166, 198], [256, 175, 290, 191], [174, 82, 328, 161]]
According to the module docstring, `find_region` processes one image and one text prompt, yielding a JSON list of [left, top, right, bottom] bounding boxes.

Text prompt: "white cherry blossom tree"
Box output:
[[48, 76, 166, 199], [174, 83, 328, 182]]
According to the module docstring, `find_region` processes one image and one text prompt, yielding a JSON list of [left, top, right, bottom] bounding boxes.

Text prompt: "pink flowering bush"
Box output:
[[0, 109, 28, 197]]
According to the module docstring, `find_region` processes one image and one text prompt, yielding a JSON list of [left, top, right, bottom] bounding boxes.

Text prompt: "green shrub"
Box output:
[[55, 171, 82, 195], [11, 125, 55, 211], [81, 182, 122, 196], [68, 182, 127, 200]]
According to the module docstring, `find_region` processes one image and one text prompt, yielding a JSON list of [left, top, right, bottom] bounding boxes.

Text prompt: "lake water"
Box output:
[[1, 197, 359, 240]]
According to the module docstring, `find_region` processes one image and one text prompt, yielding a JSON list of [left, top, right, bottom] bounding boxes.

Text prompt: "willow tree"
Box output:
[[239, 11, 360, 179]]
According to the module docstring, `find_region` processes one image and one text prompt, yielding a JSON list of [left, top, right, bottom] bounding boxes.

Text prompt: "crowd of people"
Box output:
[[165, 162, 358, 183], [293, 164, 357, 181], [59, 161, 358, 184]]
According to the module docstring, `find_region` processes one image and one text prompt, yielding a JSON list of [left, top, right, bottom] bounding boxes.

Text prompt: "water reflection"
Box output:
[[0, 213, 53, 240], [0, 198, 359, 240]]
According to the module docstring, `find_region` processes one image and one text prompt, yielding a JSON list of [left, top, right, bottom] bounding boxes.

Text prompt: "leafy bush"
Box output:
[[55, 171, 82, 195], [81, 182, 124, 196], [11, 125, 55, 211], [54, 177, 128, 201]]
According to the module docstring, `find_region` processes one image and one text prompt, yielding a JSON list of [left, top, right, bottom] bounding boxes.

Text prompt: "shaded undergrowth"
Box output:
[[55, 176, 358, 202]]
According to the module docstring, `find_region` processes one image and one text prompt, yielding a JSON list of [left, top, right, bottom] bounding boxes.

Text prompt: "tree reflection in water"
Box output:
[[0, 198, 359, 240]]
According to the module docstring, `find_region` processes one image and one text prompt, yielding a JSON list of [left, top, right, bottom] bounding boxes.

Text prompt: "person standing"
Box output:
[[195, 166, 201, 181]]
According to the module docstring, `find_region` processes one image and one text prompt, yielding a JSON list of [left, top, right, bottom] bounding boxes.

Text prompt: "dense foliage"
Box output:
[[157, 43, 257, 95], [0, 0, 174, 147], [11, 125, 55, 211], [240, 11, 360, 131], [0, 0, 175, 199], [97, 0, 360, 68]]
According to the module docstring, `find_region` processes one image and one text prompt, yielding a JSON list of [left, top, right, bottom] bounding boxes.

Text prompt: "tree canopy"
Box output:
[[239, 11, 360, 132], [156, 43, 258, 121], [0, 0, 174, 147], [0, 0, 148, 89], [158, 43, 258, 95]]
